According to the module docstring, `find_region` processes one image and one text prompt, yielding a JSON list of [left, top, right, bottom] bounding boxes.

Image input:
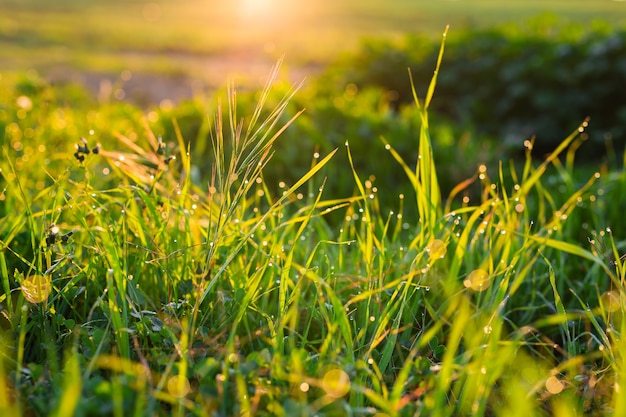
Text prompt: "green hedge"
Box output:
[[321, 16, 626, 157]]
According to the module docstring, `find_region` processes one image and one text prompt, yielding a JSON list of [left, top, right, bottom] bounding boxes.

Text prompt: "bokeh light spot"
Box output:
[[545, 376, 564, 394], [463, 269, 490, 292], [601, 291, 621, 312], [21, 274, 52, 303], [16, 95, 33, 111], [167, 375, 191, 398], [425, 239, 447, 260], [321, 368, 350, 399]]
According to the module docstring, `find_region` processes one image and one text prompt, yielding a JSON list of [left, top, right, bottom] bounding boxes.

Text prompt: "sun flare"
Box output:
[[238, 0, 278, 20], [234, 0, 305, 26]]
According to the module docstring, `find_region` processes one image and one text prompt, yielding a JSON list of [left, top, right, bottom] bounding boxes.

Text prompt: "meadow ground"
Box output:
[[1, 2, 626, 416]]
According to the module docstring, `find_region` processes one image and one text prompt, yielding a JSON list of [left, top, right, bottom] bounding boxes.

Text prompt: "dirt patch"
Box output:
[[43, 53, 325, 107]]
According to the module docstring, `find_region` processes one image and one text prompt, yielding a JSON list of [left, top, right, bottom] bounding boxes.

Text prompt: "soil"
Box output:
[[41, 53, 325, 107]]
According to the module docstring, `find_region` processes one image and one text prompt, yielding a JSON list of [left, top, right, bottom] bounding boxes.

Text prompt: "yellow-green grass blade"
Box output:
[[425, 25, 450, 110], [51, 351, 81, 417], [517, 119, 590, 197]]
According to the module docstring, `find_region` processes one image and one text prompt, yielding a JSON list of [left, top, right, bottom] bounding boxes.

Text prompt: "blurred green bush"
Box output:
[[321, 16, 626, 158]]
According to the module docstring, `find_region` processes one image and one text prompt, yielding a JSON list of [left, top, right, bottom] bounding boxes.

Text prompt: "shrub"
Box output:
[[322, 16, 626, 158]]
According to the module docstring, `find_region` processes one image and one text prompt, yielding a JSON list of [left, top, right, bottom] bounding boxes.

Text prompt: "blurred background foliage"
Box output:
[[321, 16, 626, 158], [1, 7, 625, 211]]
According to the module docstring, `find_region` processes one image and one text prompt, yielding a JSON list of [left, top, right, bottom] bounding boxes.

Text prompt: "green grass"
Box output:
[[2, 30, 626, 415]]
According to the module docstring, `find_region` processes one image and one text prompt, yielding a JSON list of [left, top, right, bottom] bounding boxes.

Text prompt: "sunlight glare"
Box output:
[[234, 0, 305, 32], [239, 0, 278, 20]]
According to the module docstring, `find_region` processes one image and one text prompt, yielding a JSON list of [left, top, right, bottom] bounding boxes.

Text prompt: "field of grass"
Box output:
[[2, 28, 626, 414], [1, 0, 625, 90], [2, 2, 626, 416]]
